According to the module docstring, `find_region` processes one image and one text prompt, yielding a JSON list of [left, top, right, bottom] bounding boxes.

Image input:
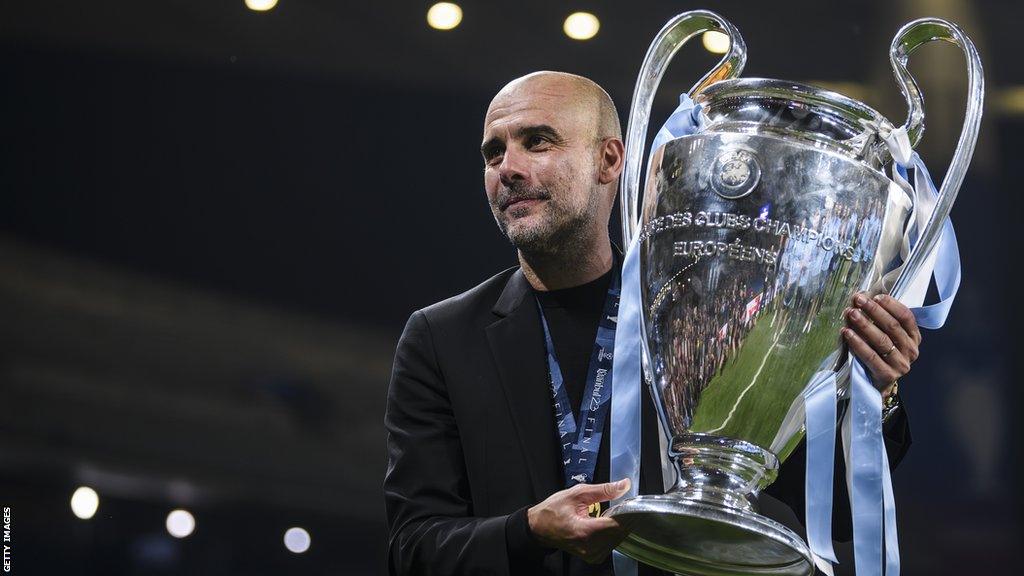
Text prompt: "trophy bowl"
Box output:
[[605, 10, 982, 576]]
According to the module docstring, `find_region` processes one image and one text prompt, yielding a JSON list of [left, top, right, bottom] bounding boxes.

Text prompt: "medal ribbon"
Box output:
[[537, 264, 622, 488]]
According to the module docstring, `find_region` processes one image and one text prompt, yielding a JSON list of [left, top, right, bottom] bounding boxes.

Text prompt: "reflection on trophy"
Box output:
[[606, 10, 982, 576]]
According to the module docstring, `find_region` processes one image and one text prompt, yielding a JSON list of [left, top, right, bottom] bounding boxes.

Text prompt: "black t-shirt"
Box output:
[[533, 266, 614, 419]]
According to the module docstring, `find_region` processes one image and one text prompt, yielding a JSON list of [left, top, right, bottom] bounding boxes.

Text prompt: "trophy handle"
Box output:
[[886, 18, 984, 298], [620, 11, 746, 245]]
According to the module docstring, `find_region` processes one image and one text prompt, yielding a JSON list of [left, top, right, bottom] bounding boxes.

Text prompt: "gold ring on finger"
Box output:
[[880, 342, 896, 359]]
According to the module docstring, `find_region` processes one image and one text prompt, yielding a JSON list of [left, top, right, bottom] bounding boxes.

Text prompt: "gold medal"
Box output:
[[587, 502, 601, 517]]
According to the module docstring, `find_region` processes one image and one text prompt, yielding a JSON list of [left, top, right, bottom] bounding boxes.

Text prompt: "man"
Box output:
[[384, 72, 918, 576]]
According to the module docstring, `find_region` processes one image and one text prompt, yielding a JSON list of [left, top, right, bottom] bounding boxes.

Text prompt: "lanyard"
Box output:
[[536, 267, 620, 488]]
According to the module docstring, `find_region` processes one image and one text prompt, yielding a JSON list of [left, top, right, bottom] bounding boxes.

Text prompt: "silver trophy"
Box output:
[[605, 10, 982, 576]]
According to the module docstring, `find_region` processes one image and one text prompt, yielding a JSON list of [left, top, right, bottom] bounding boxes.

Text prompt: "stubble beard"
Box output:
[[494, 180, 601, 264]]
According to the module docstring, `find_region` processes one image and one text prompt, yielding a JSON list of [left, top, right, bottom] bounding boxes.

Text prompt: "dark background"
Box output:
[[0, 1, 1018, 574]]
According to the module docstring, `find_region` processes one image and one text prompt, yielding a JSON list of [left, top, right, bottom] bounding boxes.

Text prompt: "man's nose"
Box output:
[[498, 146, 529, 187]]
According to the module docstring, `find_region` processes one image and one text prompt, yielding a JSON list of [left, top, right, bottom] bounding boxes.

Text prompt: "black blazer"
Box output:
[[383, 266, 911, 576]]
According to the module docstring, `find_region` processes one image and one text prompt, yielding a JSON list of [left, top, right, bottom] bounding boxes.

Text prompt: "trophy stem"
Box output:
[[669, 433, 779, 513], [607, 434, 812, 575]]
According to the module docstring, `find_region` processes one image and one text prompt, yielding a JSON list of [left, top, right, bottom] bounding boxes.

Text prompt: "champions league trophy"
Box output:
[[605, 10, 982, 576]]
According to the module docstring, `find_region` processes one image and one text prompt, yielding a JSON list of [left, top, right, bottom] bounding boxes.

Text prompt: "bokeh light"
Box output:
[[166, 509, 196, 538], [563, 12, 600, 41], [427, 3, 463, 31], [70, 486, 99, 520], [702, 30, 730, 54], [284, 526, 311, 553], [245, 0, 278, 11]]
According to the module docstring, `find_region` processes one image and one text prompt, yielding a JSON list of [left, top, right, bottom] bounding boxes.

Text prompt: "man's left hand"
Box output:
[[842, 292, 921, 397]]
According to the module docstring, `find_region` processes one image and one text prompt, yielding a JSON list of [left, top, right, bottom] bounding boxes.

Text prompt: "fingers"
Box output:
[[843, 326, 905, 388], [569, 478, 630, 504], [573, 517, 627, 564], [563, 480, 631, 563], [530, 481, 632, 564], [845, 305, 897, 358], [872, 293, 922, 349], [850, 293, 917, 356]]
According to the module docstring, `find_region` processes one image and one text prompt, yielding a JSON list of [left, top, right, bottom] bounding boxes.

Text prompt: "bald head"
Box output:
[[480, 71, 626, 263], [487, 71, 621, 144]]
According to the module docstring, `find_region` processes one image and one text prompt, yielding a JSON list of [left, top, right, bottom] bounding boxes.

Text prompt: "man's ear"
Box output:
[[597, 137, 625, 185]]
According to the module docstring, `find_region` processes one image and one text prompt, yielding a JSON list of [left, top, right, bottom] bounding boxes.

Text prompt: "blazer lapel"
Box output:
[[485, 269, 563, 502]]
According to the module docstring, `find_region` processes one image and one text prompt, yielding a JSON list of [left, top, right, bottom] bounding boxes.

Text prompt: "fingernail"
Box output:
[[850, 309, 861, 320], [842, 328, 852, 338], [617, 479, 629, 490], [853, 294, 866, 306], [874, 294, 885, 302]]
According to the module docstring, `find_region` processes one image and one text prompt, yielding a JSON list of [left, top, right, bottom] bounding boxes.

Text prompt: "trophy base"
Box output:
[[606, 493, 813, 576]]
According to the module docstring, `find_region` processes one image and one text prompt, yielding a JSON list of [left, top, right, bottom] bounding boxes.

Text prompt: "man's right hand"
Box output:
[[526, 478, 631, 564]]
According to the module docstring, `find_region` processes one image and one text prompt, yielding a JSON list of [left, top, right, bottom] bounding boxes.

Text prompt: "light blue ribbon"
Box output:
[[610, 95, 703, 576], [611, 229, 643, 576], [839, 149, 961, 576], [894, 154, 961, 329], [803, 371, 840, 574], [846, 358, 889, 576]]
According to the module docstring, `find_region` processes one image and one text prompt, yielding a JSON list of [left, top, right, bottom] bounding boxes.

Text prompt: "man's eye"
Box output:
[[483, 148, 503, 166], [526, 135, 549, 148]]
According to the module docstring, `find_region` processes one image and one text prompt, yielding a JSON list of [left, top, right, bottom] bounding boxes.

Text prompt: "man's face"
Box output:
[[480, 80, 602, 254]]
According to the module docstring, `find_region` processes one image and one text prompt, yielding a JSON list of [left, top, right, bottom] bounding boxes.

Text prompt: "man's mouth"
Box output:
[[501, 196, 547, 211]]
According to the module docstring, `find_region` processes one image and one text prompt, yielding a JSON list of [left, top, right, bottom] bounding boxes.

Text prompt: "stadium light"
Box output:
[[166, 509, 196, 538], [245, 0, 278, 11], [564, 12, 600, 41], [427, 3, 463, 31], [284, 527, 311, 553], [70, 486, 99, 520], [702, 31, 730, 54]]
